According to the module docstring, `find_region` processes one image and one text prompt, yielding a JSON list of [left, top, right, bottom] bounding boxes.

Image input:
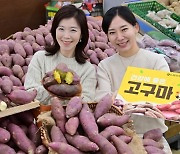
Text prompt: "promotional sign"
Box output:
[[117, 67, 180, 122], [117, 67, 180, 104]]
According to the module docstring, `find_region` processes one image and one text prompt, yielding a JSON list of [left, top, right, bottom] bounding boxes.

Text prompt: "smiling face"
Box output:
[[107, 15, 139, 57], [56, 17, 81, 57]]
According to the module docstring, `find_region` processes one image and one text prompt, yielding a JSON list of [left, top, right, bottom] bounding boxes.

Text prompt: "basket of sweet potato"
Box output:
[[42, 63, 82, 100], [38, 94, 147, 154]]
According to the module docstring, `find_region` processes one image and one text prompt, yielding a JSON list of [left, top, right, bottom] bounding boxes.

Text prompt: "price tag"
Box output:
[[117, 67, 180, 104]]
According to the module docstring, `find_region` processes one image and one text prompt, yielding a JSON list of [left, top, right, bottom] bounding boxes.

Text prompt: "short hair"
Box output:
[[102, 6, 138, 34], [46, 5, 89, 64]]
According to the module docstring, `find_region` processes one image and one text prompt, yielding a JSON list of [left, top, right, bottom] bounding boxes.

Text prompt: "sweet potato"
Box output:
[[88, 21, 101, 31], [7, 89, 37, 105], [7, 39, 15, 51], [14, 43, 26, 58], [94, 93, 113, 120], [13, 31, 22, 40], [48, 142, 83, 154], [0, 144, 16, 154], [25, 35, 36, 45], [79, 103, 99, 137], [1, 77, 13, 94], [1, 53, 12, 67], [32, 42, 43, 52], [16, 151, 26, 154], [42, 76, 57, 88], [104, 48, 116, 57], [143, 138, 164, 149], [0, 66, 13, 76], [90, 52, 99, 65], [45, 33, 53, 46], [36, 33, 46, 46], [143, 128, 163, 142], [50, 126, 67, 143], [97, 113, 130, 127], [12, 65, 24, 79], [28, 123, 41, 146], [7, 123, 35, 153], [65, 134, 99, 152], [51, 97, 66, 133], [47, 83, 82, 97], [96, 36, 107, 43], [111, 135, 133, 154], [12, 54, 25, 66], [35, 145, 48, 154], [144, 146, 165, 154], [22, 66, 28, 74], [0, 127, 11, 143], [10, 75, 22, 86], [65, 117, 79, 135], [95, 42, 110, 50], [90, 134, 118, 154], [118, 135, 132, 144], [66, 96, 83, 118], [25, 57, 32, 66], [100, 126, 125, 139], [0, 44, 10, 55], [23, 43, 34, 56]]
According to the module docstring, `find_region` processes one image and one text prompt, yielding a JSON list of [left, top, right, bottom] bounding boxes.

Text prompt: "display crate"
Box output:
[[128, 1, 180, 44]]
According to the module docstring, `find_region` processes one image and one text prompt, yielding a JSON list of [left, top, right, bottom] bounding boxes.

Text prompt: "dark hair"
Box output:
[[102, 6, 138, 34], [45, 5, 89, 64]]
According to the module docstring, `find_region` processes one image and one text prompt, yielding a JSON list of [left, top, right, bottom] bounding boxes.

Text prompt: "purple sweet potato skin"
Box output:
[[7, 89, 37, 105], [0, 66, 13, 76], [143, 138, 164, 149], [50, 126, 67, 143], [145, 146, 165, 154], [143, 128, 163, 142], [94, 94, 113, 120], [48, 142, 83, 154], [0, 128, 11, 143], [66, 96, 82, 118], [65, 117, 79, 135], [0, 144, 16, 154], [7, 123, 35, 153]]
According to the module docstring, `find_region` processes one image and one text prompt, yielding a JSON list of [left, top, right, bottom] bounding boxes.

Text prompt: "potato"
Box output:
[[111, 135, 133, 154], [100, 126, 125, 140], [36, 33, 46, 46], [12, 54, 25, 66], [90, 134, 118, 154], [7, 89, 37, 105], [1, 53, 12, 67], [65, 134, 99, 152], [1, 77, 13, 94], [66, 96, 83, 118], [47, 83, 82, 98], [51, 97, 66, 133], [7, 123, 35, 153], [48, 142, 83, 154], [50, 126, 67, 143], [0, 144, 16, 154], [23, 43, 34, 56], [0, 66, 13, 76], [143, 138, 164, 149], [118, 135, 132, 144], [79, 103, 99, 137], [14, 43, 26, 58], [94, 93, 113, 120], [12, 65, 24, 79], [10, 75, 22, 86], [145, 146, 165, 154], [0, 127, 11, 143], [143, 128, 163, 142], [97, 113, 130, 127], [65, 117, 79, 135]]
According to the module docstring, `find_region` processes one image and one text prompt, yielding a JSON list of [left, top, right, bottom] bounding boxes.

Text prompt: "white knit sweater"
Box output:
[[24, 50, 97, 104]]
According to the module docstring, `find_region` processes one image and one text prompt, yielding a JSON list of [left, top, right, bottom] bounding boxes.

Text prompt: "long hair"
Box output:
[[45, 5, 89, 64]]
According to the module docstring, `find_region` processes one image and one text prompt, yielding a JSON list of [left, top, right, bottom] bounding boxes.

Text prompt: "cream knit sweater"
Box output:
[[24, 50, 97, 104]]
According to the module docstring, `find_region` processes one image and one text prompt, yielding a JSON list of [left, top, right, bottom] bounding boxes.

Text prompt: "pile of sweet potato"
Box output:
[[42, 63, 82, 99], [38, 94, 141, 154], [156, 100, 180, 121], [0, 110, 49, 154]]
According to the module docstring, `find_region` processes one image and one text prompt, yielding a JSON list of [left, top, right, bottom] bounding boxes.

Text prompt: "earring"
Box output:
[[79, 39, 82, 42]]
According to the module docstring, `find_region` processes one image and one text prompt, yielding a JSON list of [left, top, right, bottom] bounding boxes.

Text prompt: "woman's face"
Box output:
[[56, 17, 81, 57], [107, 15, 139, 57]]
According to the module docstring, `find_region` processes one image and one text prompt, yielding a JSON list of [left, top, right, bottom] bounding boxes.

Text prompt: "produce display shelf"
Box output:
[[0, 100, 40, 118], [128, 1, 180, 44]]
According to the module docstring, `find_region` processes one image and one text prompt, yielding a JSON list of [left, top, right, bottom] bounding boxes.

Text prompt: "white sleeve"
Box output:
[[24, 53, 51, 105]]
